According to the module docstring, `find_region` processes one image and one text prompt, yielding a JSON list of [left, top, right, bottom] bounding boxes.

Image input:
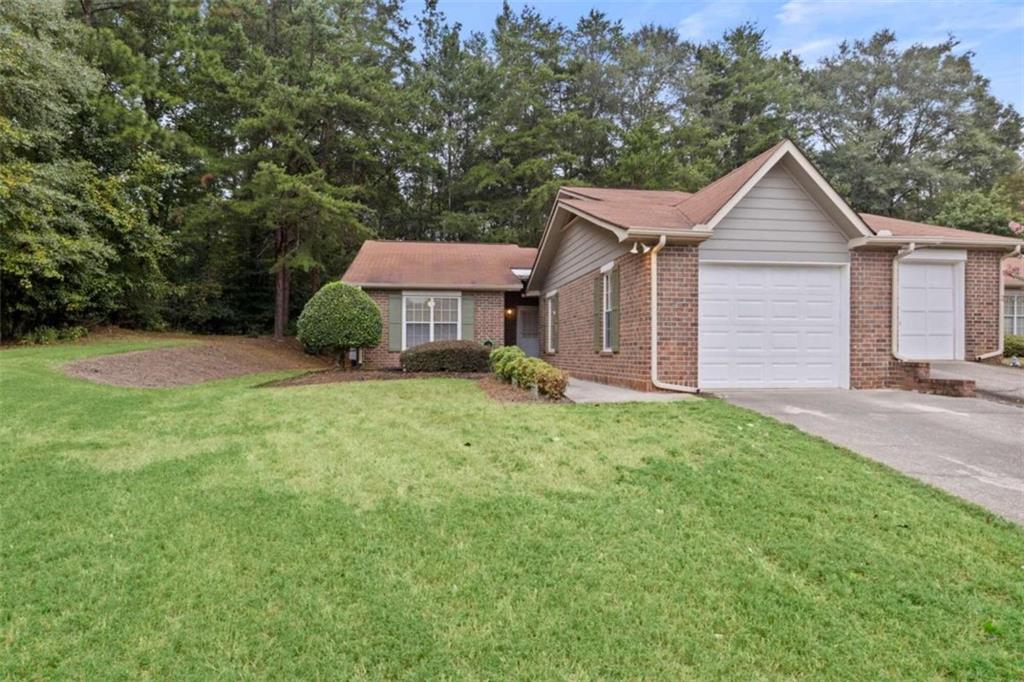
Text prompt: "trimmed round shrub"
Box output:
[[490, 345, 526, 380], [400, 340, 491, 372], [511, 357, 546, 388], [535, 364, 569, 399], [1005, 334, 1024, 358], [297, 282, 382, 364]]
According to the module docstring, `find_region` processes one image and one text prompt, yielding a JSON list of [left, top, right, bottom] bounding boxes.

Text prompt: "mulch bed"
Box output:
[[63, 336, 330, 388]]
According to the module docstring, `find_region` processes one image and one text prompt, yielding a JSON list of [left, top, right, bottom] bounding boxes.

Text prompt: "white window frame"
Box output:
[[601, 272, 612, 352], [1006, 291, 1024, 335], [400, 290, 461, 351], [545, 290, 557, 353]]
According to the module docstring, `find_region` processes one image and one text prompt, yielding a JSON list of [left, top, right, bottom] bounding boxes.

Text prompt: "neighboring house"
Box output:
[[342, 241, 538, 366], [344, 140, 1022, 390], [1006, 257, 1024, 335]]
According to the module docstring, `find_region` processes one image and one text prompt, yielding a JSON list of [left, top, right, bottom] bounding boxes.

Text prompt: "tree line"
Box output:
[[2, 0, 1022, 339]]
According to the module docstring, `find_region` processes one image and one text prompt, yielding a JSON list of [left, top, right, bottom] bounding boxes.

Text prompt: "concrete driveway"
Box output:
[[720, 389, 1024, 525]]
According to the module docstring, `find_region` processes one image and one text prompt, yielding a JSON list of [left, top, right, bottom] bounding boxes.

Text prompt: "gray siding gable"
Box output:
[[699, 165, 850, 263], [543, 218, 628, 292]]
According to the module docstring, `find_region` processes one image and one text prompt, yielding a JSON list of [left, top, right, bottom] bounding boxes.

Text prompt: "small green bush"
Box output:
[[400, 340, 491, 372], [511, 357, 546, 388], [491, 345, 526, 380], [297, 282, 382, 364], [18, 325, 87, 345], [1005, 334, 1024, 358], [535, 364, 569, 399]]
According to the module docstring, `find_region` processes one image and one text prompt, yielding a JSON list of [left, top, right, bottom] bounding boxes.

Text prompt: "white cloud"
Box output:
[[776, 0, 816, 25], [677, 1, 751, 40], [790, 37, 837, 58]]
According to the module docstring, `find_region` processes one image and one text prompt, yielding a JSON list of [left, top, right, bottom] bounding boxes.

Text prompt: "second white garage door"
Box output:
[[698, 263, 849, 389]]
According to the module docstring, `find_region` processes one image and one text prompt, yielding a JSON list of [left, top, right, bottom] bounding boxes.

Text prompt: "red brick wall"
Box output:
[[654, 245, 699, 387], [965, 250, 1002, 360], [540, 250, 654, 390], [537, 245, 697, 391], [361, 290, 505, 368], [850, 248, 1005, 386], [849, 251, 894, 388]]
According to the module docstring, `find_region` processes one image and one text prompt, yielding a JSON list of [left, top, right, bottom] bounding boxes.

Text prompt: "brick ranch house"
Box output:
[[343, 140, 1023, 391]]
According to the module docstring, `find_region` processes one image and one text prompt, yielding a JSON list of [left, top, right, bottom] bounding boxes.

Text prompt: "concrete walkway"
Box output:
[[931, 361, 1024, 405], [565, 378, 696, 404], [721, 388, 1024, 525]]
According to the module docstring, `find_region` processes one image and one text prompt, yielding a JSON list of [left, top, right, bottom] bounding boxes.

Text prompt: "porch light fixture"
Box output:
[[630, 242, 639, 254], [505, 307, 514, 317]]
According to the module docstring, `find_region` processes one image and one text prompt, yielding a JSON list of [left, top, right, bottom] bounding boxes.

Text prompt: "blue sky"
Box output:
[[402, 0, 1024, 110]]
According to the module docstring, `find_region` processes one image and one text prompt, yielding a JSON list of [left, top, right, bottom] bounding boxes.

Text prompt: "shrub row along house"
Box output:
[[343, 140, 1023, 391]]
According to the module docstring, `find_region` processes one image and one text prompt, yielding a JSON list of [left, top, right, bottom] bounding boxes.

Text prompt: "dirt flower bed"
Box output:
[[476, 375, 569, 404], [64, 336, 329, 388]]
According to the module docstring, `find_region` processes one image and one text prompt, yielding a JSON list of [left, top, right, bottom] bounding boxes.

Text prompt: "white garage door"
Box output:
[[698, 264, 849, 389], [897, 261, 963, 360]]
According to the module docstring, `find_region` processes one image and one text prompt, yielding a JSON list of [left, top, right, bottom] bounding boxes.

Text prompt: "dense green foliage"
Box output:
[[2, 0, 1021, 338], [3, 340, 1024, 677], [399, 339, 491, 372], [1004, 335, 1024, 358], [491, 349, 569, 399], [296, 282, 381, 361], [490, 344, 527, 379]]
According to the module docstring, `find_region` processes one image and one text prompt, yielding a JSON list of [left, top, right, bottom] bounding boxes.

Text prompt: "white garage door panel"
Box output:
[[897, 261, 962, 360], [698, 264, 848, 389]]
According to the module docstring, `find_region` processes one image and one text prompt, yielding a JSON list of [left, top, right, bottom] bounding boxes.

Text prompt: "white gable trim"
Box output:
[[697, 140, 874, 239]]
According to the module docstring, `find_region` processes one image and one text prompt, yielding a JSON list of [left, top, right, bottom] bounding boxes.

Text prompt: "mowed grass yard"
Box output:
[[2, 341, 1023, 679]]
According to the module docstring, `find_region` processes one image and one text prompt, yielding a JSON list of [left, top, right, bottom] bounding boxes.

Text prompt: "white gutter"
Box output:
[[650, 235, 700, 393], [977, 243, 1022, 360], [891, 242, 917, 363]]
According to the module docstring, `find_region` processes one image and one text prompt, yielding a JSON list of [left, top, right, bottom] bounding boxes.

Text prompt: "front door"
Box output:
[[516, 306, 540, 357]]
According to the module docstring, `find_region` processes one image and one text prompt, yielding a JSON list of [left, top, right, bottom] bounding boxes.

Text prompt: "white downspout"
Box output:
[[976, 243, 1021, 361], [891, 242, 917, 362], [650, 235, 700, 393]]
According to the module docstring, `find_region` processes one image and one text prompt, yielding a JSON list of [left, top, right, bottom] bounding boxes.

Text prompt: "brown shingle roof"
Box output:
[[551, 139, 1020, 247], [342, 240, 536, 290], [553, 142, 786, 233], [673, 141, 786, 225], [859, 213, 1016, 245]]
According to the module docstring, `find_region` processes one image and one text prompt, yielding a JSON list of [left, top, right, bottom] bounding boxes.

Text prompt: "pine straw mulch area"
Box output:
[[264, 370, 569, 404], [63, 335, 330, 388]]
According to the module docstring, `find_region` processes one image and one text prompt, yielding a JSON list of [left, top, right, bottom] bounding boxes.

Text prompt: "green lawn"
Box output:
[[2, 341, 1023, 679]]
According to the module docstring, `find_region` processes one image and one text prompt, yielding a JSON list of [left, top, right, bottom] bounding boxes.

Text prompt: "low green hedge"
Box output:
[[489, 345, 568, 399], [400, 340, 491, 372], [1005, 334, 1024, 358]]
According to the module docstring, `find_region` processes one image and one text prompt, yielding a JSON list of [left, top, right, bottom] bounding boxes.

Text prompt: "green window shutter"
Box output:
[[461, 296, 475, 341], [552, 293, 559, 354], [388, 294, 403, 351], [610, 267, 620, 353], [593, 276, 603, 352]]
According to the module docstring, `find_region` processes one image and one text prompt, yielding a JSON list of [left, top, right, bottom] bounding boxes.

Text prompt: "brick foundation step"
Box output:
[[894, 362, 976, 397]]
